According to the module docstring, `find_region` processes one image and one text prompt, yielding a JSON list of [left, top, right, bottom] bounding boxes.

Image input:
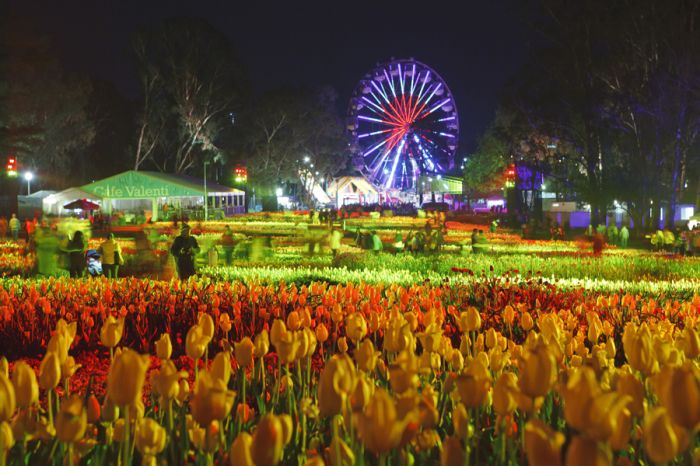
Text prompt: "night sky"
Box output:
[[6, 0, 530, 153]]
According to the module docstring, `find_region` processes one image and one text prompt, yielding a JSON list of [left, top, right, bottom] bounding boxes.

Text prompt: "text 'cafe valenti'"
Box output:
[[43, 170, 245, 220]]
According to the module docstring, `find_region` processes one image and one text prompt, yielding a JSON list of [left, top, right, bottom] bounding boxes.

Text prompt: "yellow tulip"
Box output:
[[0, 357, 7, 378], [345, 313, 367, 343], [654, 363, 700, 431], [47, 332, 70, 365], [278, 413, 293, 446], [518, 342, 557, 398], [354, 388, 417, 455], [60, 356, 81, 382], [0, 421, 14, 454], [190, 371, 236, 426], [151, 360, 187, 401], [235, 337, 255, 368], [587, 312, 603, 344], [643, 407, 685, 464], [155, 333, 172, 360], [609, 403, 633, 451], [485, 328, 498, 349], [270, 319, 287, 350], [107, 348, 150, 406], [229, 432, 254, 466], [186, 325, 209, 360], [493, 372, 518, 416], [355, 338, 380, 372], [350, 374, 374, 412], [100, 316, 125, 349], [250, 414, 284, 466], [315, 323, 329, 344], [0, 374, 15, 423], [254, 330, 270, 358], [460, 307, 481, 332], [440, 435, 465, 466], [452, 403, 470, 438], [211, 351, 232, 384], [622, 323, 658, 376], [503, 305, 515, 326], [565, 436, 612, 466], [521, 312, 534, 332], [55, 319, 77, 344], [177, 379, 190, 404], [198, 313, 215, 342], [11, 361, 38, 409], [39, 351, 61, 391], [388, 366, 419, 394], [524, 419, 564, 466], [219, 313, 232, 333], [286, 310, 301, 331], [331, 333, 346, 352], [304, 456, 325, 466], [318, 354, 355, 417], [454, 373, 490, 409], [680, 326, 700, 359], [562, 366, 600, 431], [616, 372, 645, 417], [276, 331, 301, 364], [55, 395, 87, 443], [135, 418, 167, 459]]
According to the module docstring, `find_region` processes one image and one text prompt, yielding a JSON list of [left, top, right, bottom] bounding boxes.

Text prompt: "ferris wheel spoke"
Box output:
[[383, 69, 397, 99], [371, 81, 390, 104], [410, 64, 417, 95]]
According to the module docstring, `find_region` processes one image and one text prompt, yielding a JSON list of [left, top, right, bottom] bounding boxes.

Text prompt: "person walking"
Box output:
[[170, 224, 200, 280], [619, 225, 629, 248], [65, 230, 87, 278], [329, 227, 343, 257], [220, 226, 235, 266], [99, 233, 123, 278], [9, 214, 20, 241], [371, 230, 383, 253]]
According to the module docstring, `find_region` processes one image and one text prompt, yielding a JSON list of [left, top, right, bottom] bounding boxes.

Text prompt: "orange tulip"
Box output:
[[524, 419, 564, 466]]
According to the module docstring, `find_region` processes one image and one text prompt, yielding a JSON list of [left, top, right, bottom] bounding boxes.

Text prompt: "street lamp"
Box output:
[[24, 172, 34, 195], [203, 161, 209, 221]]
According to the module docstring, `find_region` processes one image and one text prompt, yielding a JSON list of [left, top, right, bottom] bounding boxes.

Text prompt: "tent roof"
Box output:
[[328, 176, 378, 195], [81, 170, 244, 199]]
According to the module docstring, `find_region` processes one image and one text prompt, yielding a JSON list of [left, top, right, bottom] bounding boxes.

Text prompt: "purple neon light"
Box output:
[[438, 116, 456, 121]]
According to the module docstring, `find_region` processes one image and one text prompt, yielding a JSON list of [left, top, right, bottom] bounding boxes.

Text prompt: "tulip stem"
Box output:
[[0, 427, 5, 466], [123, 406, 131, 466], [332, 416, 342, 466], [194, 358, 199, 383], [66, 443, 74, 466], [47, 389, 54, 427], [272, 357, 282, 408]]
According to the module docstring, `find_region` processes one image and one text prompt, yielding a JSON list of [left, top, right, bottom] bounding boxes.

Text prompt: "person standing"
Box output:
[[65, 230, 86, 278], [9, 214, 20, 241], [220, 226, 235, 266], [99, 233, 123, 278], [170, 224, 199, 280]]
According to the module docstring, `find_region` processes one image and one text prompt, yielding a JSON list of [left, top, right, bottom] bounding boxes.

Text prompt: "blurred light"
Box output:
[[275, 187, 283, 197], [24, 172, 33, 181], [304, 156, 310, 163]]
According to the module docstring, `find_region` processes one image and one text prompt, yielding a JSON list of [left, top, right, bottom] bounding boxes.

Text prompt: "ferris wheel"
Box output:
[[348, 58, 459, 191]]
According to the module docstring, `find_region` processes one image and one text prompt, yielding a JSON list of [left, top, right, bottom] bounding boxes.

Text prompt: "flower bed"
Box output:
[[0, 275, 698, 465]]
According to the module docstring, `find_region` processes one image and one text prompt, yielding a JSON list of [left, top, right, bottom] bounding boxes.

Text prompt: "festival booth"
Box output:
[[77, 171, 245, 221], [326, 176, 379, 208], [43, 188, 103, 217]]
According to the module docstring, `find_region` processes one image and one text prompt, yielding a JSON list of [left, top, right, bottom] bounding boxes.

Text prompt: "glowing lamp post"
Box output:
[[24, 172, 34, 195]]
